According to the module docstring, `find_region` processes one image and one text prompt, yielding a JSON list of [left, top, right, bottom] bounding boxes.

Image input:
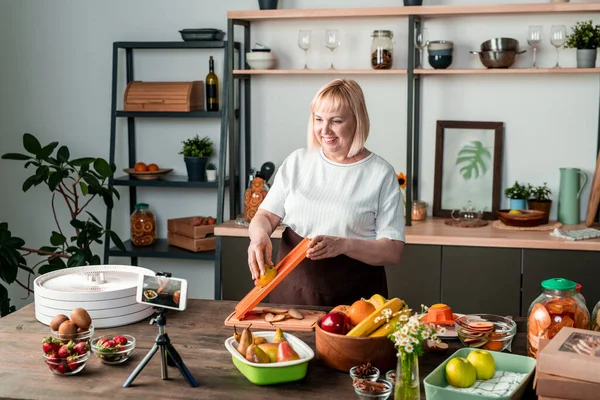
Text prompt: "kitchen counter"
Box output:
[[215, 218, 600, 251], [0, 299, 536, 399]]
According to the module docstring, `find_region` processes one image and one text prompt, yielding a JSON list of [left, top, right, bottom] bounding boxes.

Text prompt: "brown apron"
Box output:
[[270, 228, 388, 307]]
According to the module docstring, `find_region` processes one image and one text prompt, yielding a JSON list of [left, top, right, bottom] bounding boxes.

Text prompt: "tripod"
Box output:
[[123, 309, 198, 388]]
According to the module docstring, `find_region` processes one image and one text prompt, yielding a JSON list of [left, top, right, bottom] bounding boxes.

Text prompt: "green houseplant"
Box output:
[[179, 135, 214, 182], [528, 182, 552, 223], [206, 162, 217, 182], [565, 20, 600, 68], [0, 133, 125, 316], [504, 181, 530, 210]]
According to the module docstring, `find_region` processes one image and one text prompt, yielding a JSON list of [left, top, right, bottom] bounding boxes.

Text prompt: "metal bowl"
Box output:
[[480, 37, 520, 52], [470, 49, 526, 68]]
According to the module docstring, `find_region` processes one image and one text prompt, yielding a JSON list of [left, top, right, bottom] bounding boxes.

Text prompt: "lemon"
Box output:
[[508, 209, 522, 215]]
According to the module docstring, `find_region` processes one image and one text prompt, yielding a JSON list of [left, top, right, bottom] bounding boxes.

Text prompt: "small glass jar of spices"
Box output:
[[371, 30, 394, 70]]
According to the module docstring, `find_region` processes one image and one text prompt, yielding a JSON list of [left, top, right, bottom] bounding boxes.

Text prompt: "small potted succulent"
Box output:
[[528, 182, 552, 223], [179, 135, 214, 181], [565, 20, 600, 68], [206, 163, 217, 182], [504, 181, 530, 210]]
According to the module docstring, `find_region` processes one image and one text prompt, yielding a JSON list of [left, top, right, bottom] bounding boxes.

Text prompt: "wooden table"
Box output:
[[0, 300, 536, 399]]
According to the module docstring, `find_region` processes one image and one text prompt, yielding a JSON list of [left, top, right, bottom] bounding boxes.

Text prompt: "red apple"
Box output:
[[320, 311, 351, 335]]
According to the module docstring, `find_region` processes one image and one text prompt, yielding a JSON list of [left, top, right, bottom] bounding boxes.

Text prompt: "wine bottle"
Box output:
[[205, 56, 219, 111]]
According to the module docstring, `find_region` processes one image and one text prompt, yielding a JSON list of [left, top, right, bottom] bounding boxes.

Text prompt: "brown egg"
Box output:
[[70, 308, 92, 330], [58, 320, 79, 339], [49, 314, 70, 331]]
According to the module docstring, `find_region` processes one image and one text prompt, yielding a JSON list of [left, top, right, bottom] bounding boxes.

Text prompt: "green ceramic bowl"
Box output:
[[224, 331, 314, 385], [423, 348, 536, 400]]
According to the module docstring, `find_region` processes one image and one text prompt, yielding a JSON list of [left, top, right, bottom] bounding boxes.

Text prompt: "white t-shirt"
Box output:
[[259, 148, 405, 241]]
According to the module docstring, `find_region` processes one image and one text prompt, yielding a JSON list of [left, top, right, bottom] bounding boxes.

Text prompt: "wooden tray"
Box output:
[[232, 237, 310, 321], [224, 308, 326, 332], [167, 216, 215, 238], [167, 232, 215, 252]]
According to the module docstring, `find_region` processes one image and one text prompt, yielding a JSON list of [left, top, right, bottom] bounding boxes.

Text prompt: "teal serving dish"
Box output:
[[423, 348, 536, 400], [224, 331, 314, 385]]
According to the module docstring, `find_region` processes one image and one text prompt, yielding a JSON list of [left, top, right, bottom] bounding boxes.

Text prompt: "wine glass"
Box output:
[[527, 25, 543, 69], [325, 29, 340, 70], [414, 27, 429, 69], [298, 30, 311, 70], [550, 25, 566, 69]]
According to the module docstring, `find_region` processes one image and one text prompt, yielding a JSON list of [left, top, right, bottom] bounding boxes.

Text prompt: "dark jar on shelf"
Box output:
[[130, 203, 156, 247], [527, 278, 590, 359], [371, 30, 394, 70]]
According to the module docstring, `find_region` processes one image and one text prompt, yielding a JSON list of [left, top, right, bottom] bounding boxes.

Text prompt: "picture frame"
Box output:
[[433, 120, 504, 220]]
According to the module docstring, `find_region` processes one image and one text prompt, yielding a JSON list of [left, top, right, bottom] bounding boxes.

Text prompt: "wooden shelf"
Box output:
[[109, 238, 216, 260], [416, 68, 600, 75], [233, 69, 407, 75], [214, 218, 600, 251], [228, 3, 600, 21]]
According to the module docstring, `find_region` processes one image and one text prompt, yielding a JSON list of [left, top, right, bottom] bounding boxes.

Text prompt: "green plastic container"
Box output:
[[423, 348, 536, 400], [224, 331, 314, 385]]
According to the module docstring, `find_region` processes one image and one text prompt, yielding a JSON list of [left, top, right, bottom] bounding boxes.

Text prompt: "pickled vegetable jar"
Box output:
[[130, 203, 156, 246], [593, 301, 600, 331], [527, 278, 590, 358]]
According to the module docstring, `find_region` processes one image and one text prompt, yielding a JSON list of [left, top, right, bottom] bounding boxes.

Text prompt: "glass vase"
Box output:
[[394, 352, 420, 400]]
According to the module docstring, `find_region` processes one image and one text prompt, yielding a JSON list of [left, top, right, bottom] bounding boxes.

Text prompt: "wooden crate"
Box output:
[[167, 216, 215, 238], [168, 232, 215, 252], [124, 81, 205, 112]]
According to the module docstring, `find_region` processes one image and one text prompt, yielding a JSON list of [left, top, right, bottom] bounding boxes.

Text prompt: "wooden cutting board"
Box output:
[[224, 308, 326, 332], [585, 150, 600, 226], [231, 237, 310, 321]]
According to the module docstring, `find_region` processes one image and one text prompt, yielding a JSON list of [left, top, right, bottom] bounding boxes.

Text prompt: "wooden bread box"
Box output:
[[124, 81, 205, 112], [167, 216, 215, 252]]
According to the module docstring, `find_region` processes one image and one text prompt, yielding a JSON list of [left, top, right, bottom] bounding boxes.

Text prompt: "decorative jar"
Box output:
[[593, 300, 600, 331], [130, 203, 156, 246], [411, 201, 427, 221], [527, 278, 590, 358], [244, 177, 269, 222], [371, 30, 394, 70]]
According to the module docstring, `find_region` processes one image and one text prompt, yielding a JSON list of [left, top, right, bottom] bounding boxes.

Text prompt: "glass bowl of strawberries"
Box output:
[[42, 336, 91, 376], [91, 334, 136, 364]]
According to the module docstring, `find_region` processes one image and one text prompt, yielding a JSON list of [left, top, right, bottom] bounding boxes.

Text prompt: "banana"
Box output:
[[346, 297, 406, 337], [369, 308, 411, 337]]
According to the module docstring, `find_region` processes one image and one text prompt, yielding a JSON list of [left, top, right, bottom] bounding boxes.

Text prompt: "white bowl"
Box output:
[[246, 52, 276, 60], [246, 58, 276, 70]]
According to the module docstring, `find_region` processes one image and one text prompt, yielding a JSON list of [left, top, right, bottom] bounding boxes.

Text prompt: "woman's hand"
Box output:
[[247, 233, 273, 280], [306, 235, 348, 260]]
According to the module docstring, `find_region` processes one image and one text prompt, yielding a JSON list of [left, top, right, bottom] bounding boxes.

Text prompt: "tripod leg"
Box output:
[[165, 343, 198, 388], [159, 344, 168, 380], [123, 343, 160, 388]]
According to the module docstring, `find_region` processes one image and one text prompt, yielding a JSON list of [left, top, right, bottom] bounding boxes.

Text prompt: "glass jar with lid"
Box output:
[[575, 282, 587, 307], [592, 301, 600, 331], [527, 278, 590, 358], [371, 30, 394, 70], [130, 203, 156, 247], [411, 200, 428, 221]]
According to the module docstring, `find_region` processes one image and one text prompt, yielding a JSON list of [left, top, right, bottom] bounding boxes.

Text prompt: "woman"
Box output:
[[247, 79, 405, 307]]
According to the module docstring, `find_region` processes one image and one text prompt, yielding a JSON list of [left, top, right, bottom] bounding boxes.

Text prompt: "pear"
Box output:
[[237, 325, 253, 356], [257, 343, 279, 363], [276, 341, 300, 362], [272, 327, 286, 344], [254, 264, 277, 288], [245, 344, 271, 363], [233, 325, 242, 343], [253, 336, 267, 345]]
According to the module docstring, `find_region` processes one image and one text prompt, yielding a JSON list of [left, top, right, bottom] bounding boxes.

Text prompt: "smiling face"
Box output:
[[313, 106, 357, 163]]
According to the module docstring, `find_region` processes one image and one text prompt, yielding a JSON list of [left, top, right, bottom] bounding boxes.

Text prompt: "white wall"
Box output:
[[0, 0, 598, 311]]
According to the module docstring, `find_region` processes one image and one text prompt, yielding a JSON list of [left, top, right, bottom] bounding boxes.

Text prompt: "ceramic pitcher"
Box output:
[[557, 168, 588, 224]]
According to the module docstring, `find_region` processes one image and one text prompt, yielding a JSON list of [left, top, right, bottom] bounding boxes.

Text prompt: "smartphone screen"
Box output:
[[138, 275, 187, 311]]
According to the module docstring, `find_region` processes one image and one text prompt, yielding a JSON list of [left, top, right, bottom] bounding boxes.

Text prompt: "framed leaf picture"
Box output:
[[433, 121, 504, 220]]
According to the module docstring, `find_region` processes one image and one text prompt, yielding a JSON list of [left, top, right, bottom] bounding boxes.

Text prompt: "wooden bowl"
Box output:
[[496, 209, 547, 227], [315, 321, 396, 373]]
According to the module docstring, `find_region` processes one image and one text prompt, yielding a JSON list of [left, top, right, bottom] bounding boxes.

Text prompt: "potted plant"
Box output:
[[504, 181, 530, 210], [206, 163, 217, 182], [258, 0, 278, 10], [179, 135, 214, 182], [565, 20, 600, 68], [528, 182, 552, 223]]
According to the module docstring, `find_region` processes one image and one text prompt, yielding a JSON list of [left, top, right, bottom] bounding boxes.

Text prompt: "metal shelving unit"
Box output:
[[103, 40, 241, 300]]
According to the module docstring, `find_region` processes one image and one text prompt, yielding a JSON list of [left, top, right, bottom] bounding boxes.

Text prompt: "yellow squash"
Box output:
[[346, 297, 405, 337]]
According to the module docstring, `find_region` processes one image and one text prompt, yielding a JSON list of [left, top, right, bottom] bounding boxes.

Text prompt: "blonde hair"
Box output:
[[307, 79, 370, 158]]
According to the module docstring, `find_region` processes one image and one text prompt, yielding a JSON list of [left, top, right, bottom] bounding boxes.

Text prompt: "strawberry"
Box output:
[[45, 353, 60, 370], [55, 362, 70, 375], [97, 337, 110, 346], [72, 341, 90, 355], [57, 341, 74, 358], [113, 336, 128, 346], [101, 340, 115, 348], [42, 337, 61, 355], [67, 355, 80, 371]]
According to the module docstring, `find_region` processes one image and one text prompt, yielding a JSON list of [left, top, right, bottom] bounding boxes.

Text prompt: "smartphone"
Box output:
[[137, 274, 188, 311]]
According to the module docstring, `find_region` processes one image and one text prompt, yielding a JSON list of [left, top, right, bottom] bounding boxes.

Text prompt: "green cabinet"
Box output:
[[441, 246, 522, 316]]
